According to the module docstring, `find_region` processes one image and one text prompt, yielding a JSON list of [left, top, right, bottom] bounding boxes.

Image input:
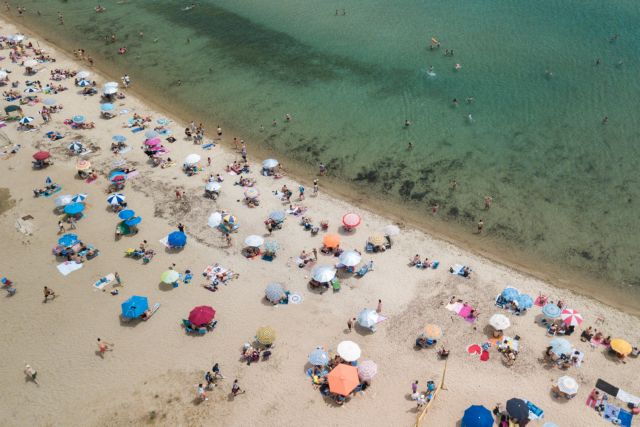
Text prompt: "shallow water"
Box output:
[[7, 0, 640, 299]]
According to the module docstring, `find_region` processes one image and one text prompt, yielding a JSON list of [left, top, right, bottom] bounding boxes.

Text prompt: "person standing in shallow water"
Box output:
[[477, 219, 484, 234]]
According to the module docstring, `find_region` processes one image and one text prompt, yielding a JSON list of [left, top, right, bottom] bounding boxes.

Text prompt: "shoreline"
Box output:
[[3, 14, 638, 318]]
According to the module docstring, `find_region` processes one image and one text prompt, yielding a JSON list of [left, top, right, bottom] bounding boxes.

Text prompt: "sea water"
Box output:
[[6, 0, 640, 304]]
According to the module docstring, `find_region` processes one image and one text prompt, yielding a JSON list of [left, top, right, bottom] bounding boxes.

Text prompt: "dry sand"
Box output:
[[0, 19, 638, 427]]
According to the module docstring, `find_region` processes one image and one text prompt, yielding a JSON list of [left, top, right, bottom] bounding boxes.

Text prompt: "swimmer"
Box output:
[[467, 114, 474, 123], [454, 63, 461, 70], [466, 97, 474, 104], [426, 66, 436, 77], [404, 119, 411, 127], [452, 98, 458, 107], [602, 116, 608, 124]]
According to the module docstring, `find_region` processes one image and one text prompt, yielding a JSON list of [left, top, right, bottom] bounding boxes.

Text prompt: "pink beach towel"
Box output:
[[467, 344, 482, 355], [480, 350, 490, 362]]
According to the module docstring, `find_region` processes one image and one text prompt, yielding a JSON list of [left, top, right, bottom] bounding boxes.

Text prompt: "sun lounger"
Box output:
[[142, 303, 160, 320]]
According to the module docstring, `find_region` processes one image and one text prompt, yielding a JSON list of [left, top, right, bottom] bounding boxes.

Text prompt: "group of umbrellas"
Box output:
[[541, 303, 584, 327], [118, 209, 142, 227], [500, 287, 533, 310], [53, 193, 87, 216]]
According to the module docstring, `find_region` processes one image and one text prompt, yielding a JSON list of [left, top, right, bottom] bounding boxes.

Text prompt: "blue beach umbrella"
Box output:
[[462, 405, 494, 427], [542, 303, 562, 319], [501, 287, 519, 302], [72, 115, 85, 124], [107, 193, 125, 205], [58, 233, 78, 247], [542, 423, 559, 427], [118, 209, 135, 220], [168, 231, 187, 247], [264, 240, 279, 253], [64, 202, 85, 215], [125, 216, 142, 226], [43, 98, 57, 106], [549, 338, 572, 356], [112, 135, 127, 143], [100, 103, 114, 111], [269, 211, 286, 222], [77, 79, 91, 87], [265, 283, 285, 303], [45, 176, 52, 185], [109, 171, 127, 182], [121, 295, 149, 319], [18, 116, 34, 125], [71, 193, 87, 203], [144, 130, 159, 139], [308, 348, 330, 366], [515, 294, 533, 309]]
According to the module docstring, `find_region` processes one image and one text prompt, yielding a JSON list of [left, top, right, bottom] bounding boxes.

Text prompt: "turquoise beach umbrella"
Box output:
[[542, 303, 562, 318], [72, 115, 85, 124], [101, 103, 114, 111], [121, 295, 148, 319], [64, 202, 85, 215], [515, 294, 533, 309], [501, 287, 519, 301]]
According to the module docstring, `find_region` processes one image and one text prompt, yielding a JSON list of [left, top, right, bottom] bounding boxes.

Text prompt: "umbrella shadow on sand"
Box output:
[[354, 324, 375, 336], [158, 282, 176, 292]]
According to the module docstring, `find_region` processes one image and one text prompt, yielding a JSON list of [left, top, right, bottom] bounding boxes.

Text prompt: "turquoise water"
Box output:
[[7, 0, 640, 298]]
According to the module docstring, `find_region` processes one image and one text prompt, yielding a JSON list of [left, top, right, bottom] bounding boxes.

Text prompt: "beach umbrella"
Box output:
[[339, 250, 361, 267], [383, 224, 400, 236], [19, 116, 34, 125], [24, 87, 39, 94], [506, 398, 529, 421], [100, 103, 114, 111], [10, 34, 25, 42], [43, 98, 57, 106], [160, 270, 179, 284], [58, 233, 78, 247], [64, 203, 85, 215], [4, 105, 21, 113], [205, 181, 221, 192], [145, 130, 159, 139], [264, 240, 279, 253], [561, 308, 583, 326], [77, 79, 91, 87], [328, 364, 359, 396], [121, 295, 148, 319], [184, 153, 200, 165], [144, 137, 162, 146], [368, 233, 386, 246], [244, 235, 264, 248], [103, 86, 117, 95], [557, 376, 579, 395], [308, 348, 330, 366], [208, 212, 222, 228], [256, 326, 276, 345], [112, 135, 127, 143], [168, 231, 187, 247], [71, 193, 87, 203], [322, 233, 340, 249], [118, 209, 135, 220], [311, 265, 336, 283], [262, 158, 278, 169], [188, 305, 216, 327], [342, 213, 361, 228], [45, 176, 52, 185], [125, 216, 142, 226], [422, 324, 443, 340], [33, 151, 50, 161], [357, 360, 378, 381], [501, 287, 519, 302], [110, 171, 127, 182], [75, 160, 92, 173], [515, 294, 533, 309], [72, 115, 85, 124], [76, 71, 90, 79], [107, 193, 125, 205], [357, 309, 379, 329], [542, 303, 562, 319], [24, 59, 38, 68], [265, 283, 285, 303], [269, 211, 285, 222], [69, 142, 83, 152], [222, 214, 237, 225], [0, 70, 6, 80], [54, 194, 73, 207], [462, 405, 494, 427], [104, 81, 119, 88], [549, 338, 572, 356], [244, 187, 259, 199], [610, 338, 632, 356], [489, 313, 510, 330], [337, 341, 361, 362]]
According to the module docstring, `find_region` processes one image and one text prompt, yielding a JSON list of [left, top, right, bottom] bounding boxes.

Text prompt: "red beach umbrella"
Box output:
[[342, 213, 361, 228], [33, 151, 51, 161], [188, 305, 216, 326], [561, 308, 583, 326]]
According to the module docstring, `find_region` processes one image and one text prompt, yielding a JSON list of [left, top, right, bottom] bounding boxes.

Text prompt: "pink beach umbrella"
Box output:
[[561, 309, 583, 326], [144, 137, 162, 146], [342, 213, 361, 229]]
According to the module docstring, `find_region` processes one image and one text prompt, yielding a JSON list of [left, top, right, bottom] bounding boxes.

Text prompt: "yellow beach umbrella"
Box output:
[[422, 324, 442, 340], [256, 326, 276, 345], [160, 270, 179, 284], [368, 233, 385, 246], [610, 338, 632, 356]]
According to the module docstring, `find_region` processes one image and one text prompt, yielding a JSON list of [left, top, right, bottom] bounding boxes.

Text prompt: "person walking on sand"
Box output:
[[114, 272, 122, 287], [484, 196, 492, 209], [43, 286, 56, 302], [212, 363, 225, 379], [313, 179, 319, 196], [347, 317, 355, 332], [97, 338, 114, 357], [58, 220, 65, 234], [197, 383, 208, 401], [312, 248, 318, 261], [24, 364, 38, 385], [477, 219, 484, 234], [298, 185, 305, 201], [411, 380, 419, 394], [232, 379, 245, 396], [376, 299, 382, 313]]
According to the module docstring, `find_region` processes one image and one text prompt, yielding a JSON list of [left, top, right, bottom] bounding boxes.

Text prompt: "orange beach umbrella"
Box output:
[[327, 364, 359, 396], [323, 233, 340, 248]]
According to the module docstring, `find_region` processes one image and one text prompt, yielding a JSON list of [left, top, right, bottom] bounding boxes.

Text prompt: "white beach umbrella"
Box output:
[[205, 182, 221, 192], [23, 59, 37, 68], [337, 341, 361, 362], [356, 309, 379, 329], [557, 376, 579, 395], [24, 87, 39, 94], [68, 141, 84, 152], [262, 158, 279, 169], [184, 154, 201, 165], [104, 81, 119, 88], [339, 250, 362, 267], [244, 187, 260, 199], [76, 71, 91, 79], [54, 194, 73, 207], [383, 224, 400, 236], [0, 70, 7, 79], [311, 265, 336, 283], [244, 235, 264, 248], [207, 212, 222, 228], [71, 193, 88, 203], [10, 34, 25, 43], [489, 313, 511, 330], [103, 86, 117, 95]]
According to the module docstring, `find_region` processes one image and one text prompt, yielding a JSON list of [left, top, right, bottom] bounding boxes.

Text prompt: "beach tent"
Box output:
[[121, 296, 148, 319], [4, 105, 22, 115]]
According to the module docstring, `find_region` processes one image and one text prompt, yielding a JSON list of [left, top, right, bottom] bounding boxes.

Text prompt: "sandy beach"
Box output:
[[0, 17, 638, 427]]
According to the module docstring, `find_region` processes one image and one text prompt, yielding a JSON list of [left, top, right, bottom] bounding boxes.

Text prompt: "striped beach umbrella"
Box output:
[[24, 87, 39, 94], [342, 213, 361, 228], [19, 116, 34, 125], [107, 193, 125, 205], [71, 193, 88, 203], [542, 303, 562, 319], [76, 160, 91, 171], [357, 360, 378, 381], [557, 376, 579, 395], [77, 79, 92, 87], [561, 308, 583, 326]]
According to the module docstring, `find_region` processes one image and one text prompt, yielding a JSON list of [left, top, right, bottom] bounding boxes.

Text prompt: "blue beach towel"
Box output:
[[131, 127, 144, 133]]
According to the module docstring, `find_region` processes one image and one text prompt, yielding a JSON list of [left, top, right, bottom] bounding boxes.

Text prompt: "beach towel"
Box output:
[[596, 379, 620, 397], [142, 303, 160, 320], [288, 293, 303, 304], [479, 350, 490, 361], [202, 143, 214, 150], [93, 273, 115, 290], [467, 344, 482, 355], [617, 389, 640, 406], [446, 302, 477, 323], [617, 409, 633, 427], [604, 403, 621, 423], [525, 400, 544, 419], [56, 261, 83, 276], [131, 127, 144, 133]]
